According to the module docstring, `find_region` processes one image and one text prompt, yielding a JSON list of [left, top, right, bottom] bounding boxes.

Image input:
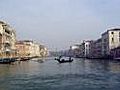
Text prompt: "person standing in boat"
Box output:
[[59, 56, 62, 59], [69, 57, 71, 60]]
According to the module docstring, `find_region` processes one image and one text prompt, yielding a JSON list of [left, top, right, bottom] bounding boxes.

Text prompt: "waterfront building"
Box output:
[[16, 40, 37, 58], [0, 21, 17, 58], [79, 43, 84, 57], [69, 45, 81, 57], [16, 40, 48, 58], [39, 45, 48, 57], [79, 40, 92, 58], [33, 43, 41, 57], [101, 28, 120, 57], [89, 38, 102, 58], [110, 46, 120, 59], [16, 41, 31, 58]]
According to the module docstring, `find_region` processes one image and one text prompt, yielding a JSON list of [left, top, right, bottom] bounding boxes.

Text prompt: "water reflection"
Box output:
[[0, 57, 120, 90]]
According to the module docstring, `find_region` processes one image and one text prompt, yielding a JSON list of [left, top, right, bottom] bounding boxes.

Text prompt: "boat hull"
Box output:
[[0, 58, 16, 64], [55, 58, 73, 63]]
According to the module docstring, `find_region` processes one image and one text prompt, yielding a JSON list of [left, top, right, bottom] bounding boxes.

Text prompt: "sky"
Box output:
[[0, 0, 120, 51]]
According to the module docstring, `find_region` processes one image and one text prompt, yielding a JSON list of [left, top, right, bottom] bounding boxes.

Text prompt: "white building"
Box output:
[[69, 45, 81, 57], [79, 40, 92, 58], [70, 45, 80, 50], [101, 28, 120, 56]]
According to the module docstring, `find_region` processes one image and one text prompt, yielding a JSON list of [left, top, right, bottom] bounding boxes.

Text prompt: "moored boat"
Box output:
[[0, 58, 16, 64]]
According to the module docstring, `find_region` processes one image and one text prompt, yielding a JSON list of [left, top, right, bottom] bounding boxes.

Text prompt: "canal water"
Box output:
[[0, 57, 120, 90]]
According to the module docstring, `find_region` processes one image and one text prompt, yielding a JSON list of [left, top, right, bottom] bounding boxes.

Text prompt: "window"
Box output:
[[112, 38, 114, 43], [104, 45, 106, 49], [111, 32, 114, 34], [104, 39, 106, 42]]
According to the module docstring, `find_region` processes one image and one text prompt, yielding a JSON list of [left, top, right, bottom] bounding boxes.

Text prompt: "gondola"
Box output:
[[55, 56, 73, 63]]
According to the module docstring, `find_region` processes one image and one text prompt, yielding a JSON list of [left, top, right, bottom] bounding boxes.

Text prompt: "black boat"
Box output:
[[55, 56, 73, 63], [0, 58, 16, 64]]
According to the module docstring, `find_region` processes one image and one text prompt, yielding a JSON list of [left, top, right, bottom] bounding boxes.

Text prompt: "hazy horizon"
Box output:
[[0, 0, 120, 51]]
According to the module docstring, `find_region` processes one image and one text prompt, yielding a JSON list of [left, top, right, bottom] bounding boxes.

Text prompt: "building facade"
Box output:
[[101, 29, 120, 56], [0, 21, 17, 58], [110, 46, 120, 59], [89, 38, 102, 58], [79, 40, 92, 58], [16, 41, 30, 58], [16, 40, 48, 58], [69, 45, 81, 57], [39, 45, 48, 57]]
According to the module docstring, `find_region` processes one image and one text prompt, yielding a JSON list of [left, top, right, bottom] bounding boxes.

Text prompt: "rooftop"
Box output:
[[102, 28, 120, 36]]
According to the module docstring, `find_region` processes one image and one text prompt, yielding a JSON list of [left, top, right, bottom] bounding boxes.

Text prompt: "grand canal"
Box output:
[[0, 57, 120, 90]]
